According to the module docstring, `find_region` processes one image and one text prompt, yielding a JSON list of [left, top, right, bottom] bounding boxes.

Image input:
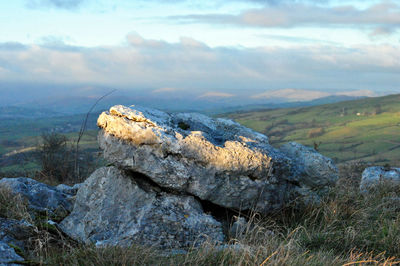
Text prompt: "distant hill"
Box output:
[[226, 93, 400, 166], [1, 93, 364, 118]]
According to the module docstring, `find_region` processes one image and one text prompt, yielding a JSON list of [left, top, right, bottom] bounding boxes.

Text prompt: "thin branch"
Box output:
[[74, 89, 117, 178]]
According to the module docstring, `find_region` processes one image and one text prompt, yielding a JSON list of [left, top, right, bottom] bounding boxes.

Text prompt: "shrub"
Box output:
[[37, 132, 73, 184], [35, 132, 99, 185]]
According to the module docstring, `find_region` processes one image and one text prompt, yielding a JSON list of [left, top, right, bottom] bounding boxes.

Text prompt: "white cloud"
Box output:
[[26, 0, 85, 9], [152, 87, 182, 93], [171, 1, 400, 34], [198, 92, 235, 98], [0, 35, 398, 93]]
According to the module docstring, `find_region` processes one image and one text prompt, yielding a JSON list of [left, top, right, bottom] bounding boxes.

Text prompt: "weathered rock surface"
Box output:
[[97, 105, 338, 213], [55, 183, 82, 195], [0, 178, 77, 219], [0, 241, 24, 266], [0, 218, 36, 253], [60, 166, 225, 248], [280, 142, 338, 189], [360, 166, 400, 191], [280, 142, 338, 202]]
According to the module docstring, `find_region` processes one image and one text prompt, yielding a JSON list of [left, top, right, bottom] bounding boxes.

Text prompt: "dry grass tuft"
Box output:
[[2, 161, 400, 265], [0, 186, 31, 221]]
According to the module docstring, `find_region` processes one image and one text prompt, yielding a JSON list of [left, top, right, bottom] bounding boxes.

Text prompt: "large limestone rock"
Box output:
[[60, 167, 225, 248], [360, 166, 400, 191], [97, 105, 338, 214], [280, 142, 338, 201], [0, 178, 76, 220]]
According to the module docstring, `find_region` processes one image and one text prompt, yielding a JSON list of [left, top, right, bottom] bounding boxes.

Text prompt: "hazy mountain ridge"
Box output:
[[0, 93, 365, 119]]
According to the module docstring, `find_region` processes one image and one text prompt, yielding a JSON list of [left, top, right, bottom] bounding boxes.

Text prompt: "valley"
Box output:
[[227, 93, 400, 166], [1, 93, 399, 177]]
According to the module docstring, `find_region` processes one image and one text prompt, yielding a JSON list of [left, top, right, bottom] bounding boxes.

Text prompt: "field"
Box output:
[[1, 93, 400, 177], [0, 113, 100, 178], [226, 94, 400, 166]]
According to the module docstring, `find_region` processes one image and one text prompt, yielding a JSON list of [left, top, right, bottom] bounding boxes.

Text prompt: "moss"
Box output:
[[38, 222, 59, 235], [8, 243, 25, 258]]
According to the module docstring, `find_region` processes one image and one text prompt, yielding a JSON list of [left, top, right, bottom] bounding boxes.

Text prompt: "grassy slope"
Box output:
[[226, 93, 400, 165], [2, 94, 400, 172]]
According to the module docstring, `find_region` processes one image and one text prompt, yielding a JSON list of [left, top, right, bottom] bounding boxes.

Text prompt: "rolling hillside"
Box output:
[[226, 93, 400, 165]]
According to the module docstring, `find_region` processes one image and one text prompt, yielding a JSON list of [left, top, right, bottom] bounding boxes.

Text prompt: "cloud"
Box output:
[[0, 42, 27, 51], [152, 87, 182, 93], [0, 34, 399, 93], [198, 92, 235, 98], [26, 0, 85, 10], [369, 26, 397, 37], [259, 34, 340, 45], [171, 1, 400, 32]]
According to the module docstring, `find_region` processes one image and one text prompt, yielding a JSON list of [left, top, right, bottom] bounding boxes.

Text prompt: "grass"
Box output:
[[0, 186, 31, 221], [1, 161, 400, 265], [226, 93, 400, 165]]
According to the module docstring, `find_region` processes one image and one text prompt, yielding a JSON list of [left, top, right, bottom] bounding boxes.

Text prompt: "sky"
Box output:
[[0, 0, 399, 98]]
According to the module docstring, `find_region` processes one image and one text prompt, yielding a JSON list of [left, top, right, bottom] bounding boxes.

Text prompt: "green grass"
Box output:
[[0, 113, 99, 157], [226, 94, 400, 165]]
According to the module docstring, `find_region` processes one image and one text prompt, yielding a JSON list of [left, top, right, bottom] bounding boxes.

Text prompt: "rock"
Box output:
[[280, 142, 338, 188], [0, 218, 36, 253], [97, 105, 338, 214], [55, 183, 82, 195], [60, 166, 225, 249], [0, 241, 24, 266], [280, 142, 338, 202], [229, 216, 248, 237], [0, 178, 76, 219], [360, 166, 400, 191]]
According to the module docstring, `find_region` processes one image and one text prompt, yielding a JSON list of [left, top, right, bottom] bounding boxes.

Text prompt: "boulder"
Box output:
[[280, 142, 338, 202], [360, 166, 400, 191], [0, 178, 76, 219], [97, 105, 338, 214], [0, 241, 24, 266], [60, 166, 225, 248]]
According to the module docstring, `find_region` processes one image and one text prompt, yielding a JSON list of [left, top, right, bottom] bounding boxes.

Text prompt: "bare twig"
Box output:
[[74, 89, 117, 179]]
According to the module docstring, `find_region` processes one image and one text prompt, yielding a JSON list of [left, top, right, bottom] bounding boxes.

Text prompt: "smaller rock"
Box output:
[[0, 178, 76, 220], [0, 218, 36, 252], [360, 166, 400, 191], [0, 241, 24, 266], [60, 167, 225, 249], [56, 183, 82, 195], [280, 142, 339, 189], [229, 216, 248, 238]]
